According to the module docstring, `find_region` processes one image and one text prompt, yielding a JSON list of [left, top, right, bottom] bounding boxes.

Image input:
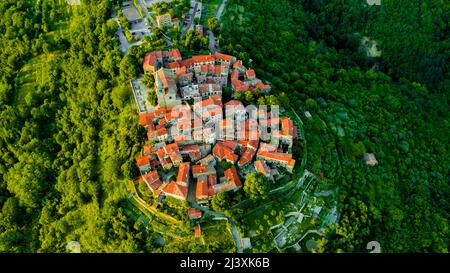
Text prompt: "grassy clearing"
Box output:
[[15, 52, 63, 105]]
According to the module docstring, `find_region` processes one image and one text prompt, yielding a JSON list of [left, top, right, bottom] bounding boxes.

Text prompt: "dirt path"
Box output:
[[127, 180, 181, 225], [191, 201, 243, 253]]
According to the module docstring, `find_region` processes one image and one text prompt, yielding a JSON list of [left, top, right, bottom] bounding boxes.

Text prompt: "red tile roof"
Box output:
[[176, 162, 190, 184], [256, 81, 271, 91], [281, 117, 294, 136], [222, 140, 238, 151], [225, 100, 244, 108], [143, 51, 162, 69], [192, 165, 216, 177], [135, 156, 150, 167], [257, 151, 295, 169], [167, 61, 181, 69], [139, 113, 154, 127], [259, 142, 278, 152], [246, 69, 256, 79], [142, 171, 162, 191], [238, 146, 257, 167], [188, 208, 202, 219], [224, 167, 242, 188], [167, 49, 181, 60], [233, 60, 243, 69], [231, 79, 248, 92], [163, 180, 187, 200], [192, 55, 215, 63], [214, 52, 235, 62], [180, 58, 194, 68], [254, 160, 270, 176], [196, 181, 208, 200], [142, 170, 159, 184], [165, 143, 179, 153], [212, 142, 239, 163], [194, 225, 202, 237]]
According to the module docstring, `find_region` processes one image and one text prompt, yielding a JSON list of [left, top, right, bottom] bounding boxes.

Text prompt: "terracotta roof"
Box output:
[[180, 58, 194, 67], [181, 144, 200, 153], [238, 146, 256, 167], [219, 119, 234, 128], [157, 127, 168, 136], [198, 154, 216, 166], [167, 49, 181, 60], [143, 51, 162, 69], [192, 55, 215, 63], [246, 69, 256, 79], [281, 117, 294, 136], [224, 167, 242, 188], [230, 70, 239, 80], [192, 119, 203, 129], [165, 143, 179, 153], [259, 118, 280, 126], [192, 165, 216, 177], [143, 145, 152, 155], [163, 180, 187, 200], [231, 79, 248, 92], [142, 171, 162, 191], [257, 151, 295, 168], [142, 170, 159, 184], [225, 100, 244, 108], [214, 52, 235, 62], [254, 160, 270, 176], [156, 69, 176, 89], [212, 142, 239, 163], [194, 225, 202, 237], [233, 60, 243, 69], [139, 113, 155, 128], [135, 156, 150, 167], [188, 208, 202, 219], [175, 66, 187, 76], [222, 140, 238, 150], [256, 81, 271, 91], [176, 162, 190, 184], [196, 181, 208, 199], [167, 61, 181, 69]]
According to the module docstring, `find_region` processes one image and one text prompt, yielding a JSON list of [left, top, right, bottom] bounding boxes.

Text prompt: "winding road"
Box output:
[[191, 201, 244, 253]]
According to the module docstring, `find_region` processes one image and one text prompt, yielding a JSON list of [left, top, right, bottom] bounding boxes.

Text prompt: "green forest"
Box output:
[[220, 0, 449, 252], [0, 0, 448, 253]]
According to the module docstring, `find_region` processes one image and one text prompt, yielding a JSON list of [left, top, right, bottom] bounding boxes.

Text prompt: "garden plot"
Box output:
[[270, 173, 338, 250]]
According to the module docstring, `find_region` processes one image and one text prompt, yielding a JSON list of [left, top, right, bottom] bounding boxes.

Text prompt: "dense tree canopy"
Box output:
[[243, 172, 271, 200], [220, 0, 449, 252]]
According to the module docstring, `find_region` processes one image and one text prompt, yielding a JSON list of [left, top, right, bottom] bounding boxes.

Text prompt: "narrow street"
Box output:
[[207, 0, 227, 52]]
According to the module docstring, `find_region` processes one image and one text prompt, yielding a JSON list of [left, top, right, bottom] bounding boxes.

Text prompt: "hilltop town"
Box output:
[[134, 49, 299, 217]]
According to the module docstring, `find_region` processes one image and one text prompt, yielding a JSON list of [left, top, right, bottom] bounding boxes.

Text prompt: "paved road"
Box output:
[[216, 0, 227, 19], [208, 0, 227, 52], [182, 1, 199, 34]]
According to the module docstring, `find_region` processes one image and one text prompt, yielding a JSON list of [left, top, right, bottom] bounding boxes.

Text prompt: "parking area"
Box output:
[[129, 18, 151, 39], [182, 1, 202, 33], [131, 78, 154, 113], [122, 1, 143, 21]]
